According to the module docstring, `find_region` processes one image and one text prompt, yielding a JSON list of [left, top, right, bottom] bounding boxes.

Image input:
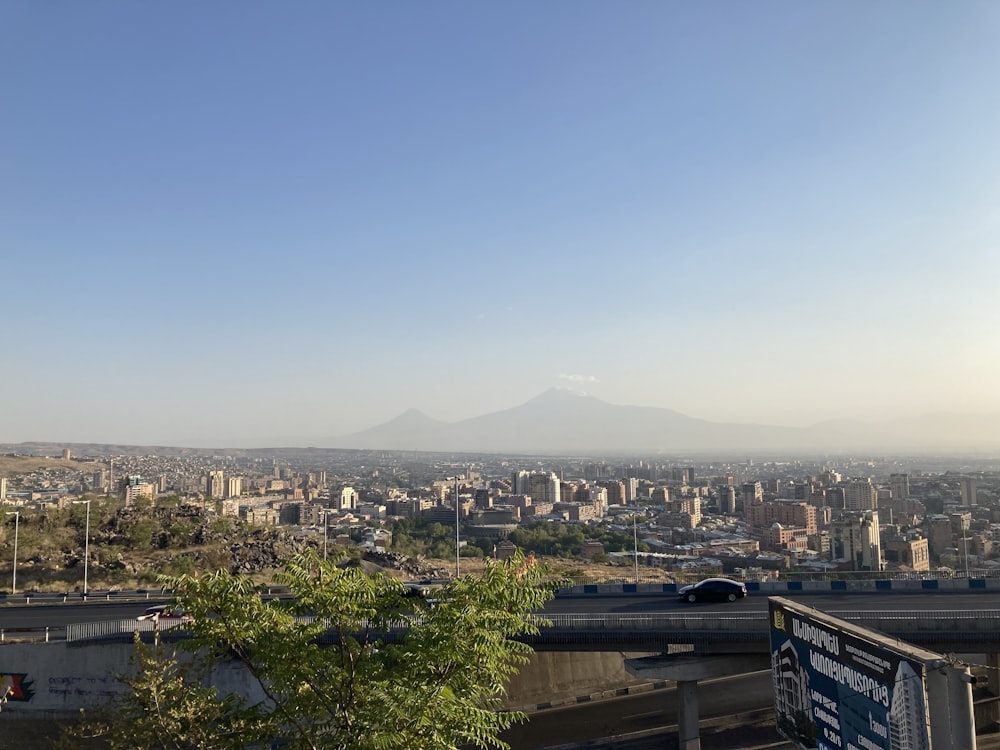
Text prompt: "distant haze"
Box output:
[[322, 389, 1000, 456], [6, 390, 999, 457], [3, 4, 1000, 446]]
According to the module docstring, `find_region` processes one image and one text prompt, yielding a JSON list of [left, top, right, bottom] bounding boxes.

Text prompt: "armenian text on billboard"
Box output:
[[769, 599, 932, 750]]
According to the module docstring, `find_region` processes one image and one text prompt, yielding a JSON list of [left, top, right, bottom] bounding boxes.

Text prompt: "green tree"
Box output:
[[127, 519, 159, 552], [73, 632, 263, 750], [91, 550, 552, 750]]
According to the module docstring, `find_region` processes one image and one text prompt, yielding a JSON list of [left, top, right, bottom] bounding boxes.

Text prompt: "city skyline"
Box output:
[[4, 3, 1000, 446]]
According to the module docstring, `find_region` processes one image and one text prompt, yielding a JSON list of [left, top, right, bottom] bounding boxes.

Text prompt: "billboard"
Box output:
[[769, 598, 934, 750]]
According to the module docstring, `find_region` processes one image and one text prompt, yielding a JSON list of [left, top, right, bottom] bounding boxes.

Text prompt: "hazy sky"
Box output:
[[3, 2, 1000, 446]]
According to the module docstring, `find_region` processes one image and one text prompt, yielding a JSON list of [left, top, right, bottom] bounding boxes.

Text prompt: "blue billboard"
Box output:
[[770, 598, 932, 750]]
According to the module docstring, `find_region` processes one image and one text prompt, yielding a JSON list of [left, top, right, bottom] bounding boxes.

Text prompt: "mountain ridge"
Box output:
[[5, 391, 1000, 455], [324, 389, 1000, 455]]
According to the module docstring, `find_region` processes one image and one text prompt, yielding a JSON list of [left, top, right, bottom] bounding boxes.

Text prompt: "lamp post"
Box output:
[[5, 511, 18, 595], [316, 508, 331, 584], [963, 525, 970, 579], [455, 476, 461, 578], [323, 509, 329, 563], [632, 511, 640, 584], [72, 499, 91, 597]]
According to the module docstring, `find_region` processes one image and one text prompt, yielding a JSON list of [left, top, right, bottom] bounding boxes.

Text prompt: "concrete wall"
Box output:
[[0, 640, 265, 717], [1, 639, 653, 719], [503, 650, 655, 709]]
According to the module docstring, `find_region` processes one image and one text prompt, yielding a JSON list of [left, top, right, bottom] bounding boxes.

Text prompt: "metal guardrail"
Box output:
[[544, 609, 1000, 630], [0, 586, 294, 605], [0, 591, 169, 606], [0, 627, 55, 643], [4, 573, 1000, 600], [560, 568, 1000, 586], [544, 612, 766, 632], [65, 618, 191, 642], [0, 609, 989, 646]]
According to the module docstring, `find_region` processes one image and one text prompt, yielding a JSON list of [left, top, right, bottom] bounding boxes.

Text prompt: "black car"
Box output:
[[677, 577, 747, 603]]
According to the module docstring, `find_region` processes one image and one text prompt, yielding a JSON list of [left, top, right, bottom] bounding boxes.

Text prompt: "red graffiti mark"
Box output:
[[0, 674, 33, 702]]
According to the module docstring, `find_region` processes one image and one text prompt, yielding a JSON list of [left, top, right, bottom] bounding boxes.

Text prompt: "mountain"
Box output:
[[327, 390, 1000, 455], [328, 389, 785, 454], [335, 408, 449, 449]]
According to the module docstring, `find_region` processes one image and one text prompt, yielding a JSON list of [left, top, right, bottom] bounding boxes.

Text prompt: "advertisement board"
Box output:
[[770, 598, 933, 750]]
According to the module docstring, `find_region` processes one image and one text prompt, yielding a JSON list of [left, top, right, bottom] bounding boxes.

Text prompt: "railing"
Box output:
[[544, 609, 1000, 630], [0, 590, 171, 605], [559, 568, 1000, 586], [0, 609, 978, 646], [2, 573, 999, 600], [530, 610, 1000, 651], [65, 618, 193, 643], [0, 627, 55, 643], [0, 585, 298, 605]]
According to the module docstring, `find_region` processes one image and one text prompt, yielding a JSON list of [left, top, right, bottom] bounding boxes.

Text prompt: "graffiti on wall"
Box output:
[[47, 675, 121, 700], [0, 673, 35, 703]]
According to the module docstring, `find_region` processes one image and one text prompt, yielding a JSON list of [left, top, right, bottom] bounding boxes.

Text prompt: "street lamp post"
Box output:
[[632, 511, 639, 584], [317, 508, 331, 584], [455, 476, 461, 578], [72, 499, 91, 597], [963, 526, 970, 579], [5, 511, 18, 595], [323, 509, 329, 563]]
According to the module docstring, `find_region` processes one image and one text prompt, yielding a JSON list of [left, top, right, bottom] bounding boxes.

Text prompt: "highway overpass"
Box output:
[[4, 583, 1000, 748]]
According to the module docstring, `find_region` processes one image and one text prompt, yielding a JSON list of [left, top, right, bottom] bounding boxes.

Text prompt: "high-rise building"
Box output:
[[528, 473, 561, 504], [660, 497, 702, 528], [512, 471, 561, 504], [741, 481, 763, 511], [584, 463, 611, 481], [746, 500, 817, 536], [623, 478, 639, 505], [598, 480, 625, 506], [512, 471, 529, 495], [335, 486, 358, 511], [651, 486, 671, 504], [960, 477, 977, 506], [207, 471, 225, 499], [928, 515, 955, 558], [0, 476, 7, 500], [829, 510, 883, 571], [226, 477, 243, 499], [822, 486, 846, 509], [889, 473, 910, 500], [587, 485, 608, 515], [845, 478, 876, 511], [122, 475, 156, 506], [718, 486, 737, 514], [792, 482, 812, 500]]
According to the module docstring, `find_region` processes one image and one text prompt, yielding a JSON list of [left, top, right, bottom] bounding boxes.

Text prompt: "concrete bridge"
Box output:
[[5, 583, 1000, 748]]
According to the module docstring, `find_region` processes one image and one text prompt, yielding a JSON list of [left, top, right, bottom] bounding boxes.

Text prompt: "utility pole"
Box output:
[[4, 511, 18, 595], [633, 511, 639, 584], [72, 499, 91, 597]]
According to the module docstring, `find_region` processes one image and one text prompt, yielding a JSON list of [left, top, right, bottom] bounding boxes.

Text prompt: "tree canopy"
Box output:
[[82, 550, 554, 750]]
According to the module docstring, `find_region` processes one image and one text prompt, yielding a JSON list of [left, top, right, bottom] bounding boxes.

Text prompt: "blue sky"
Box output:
[[3, 2, 1000, 446]]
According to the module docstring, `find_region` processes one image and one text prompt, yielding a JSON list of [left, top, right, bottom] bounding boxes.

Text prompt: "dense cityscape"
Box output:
[[6, 4, 1000, 748], [4, 445, 1000, 586]]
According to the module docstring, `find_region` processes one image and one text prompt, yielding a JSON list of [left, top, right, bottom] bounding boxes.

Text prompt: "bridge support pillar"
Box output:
[[678, 680, 700, 750], [625, 653, 771, 750]]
